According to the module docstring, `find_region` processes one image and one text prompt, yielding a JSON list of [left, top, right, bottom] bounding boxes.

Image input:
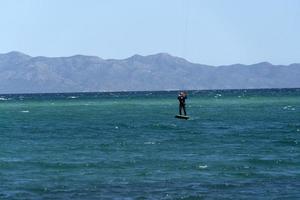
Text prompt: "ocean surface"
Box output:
[[0, 89, 299, 199]]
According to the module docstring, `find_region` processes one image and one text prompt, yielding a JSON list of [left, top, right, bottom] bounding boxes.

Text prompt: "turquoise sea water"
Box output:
[[0, 89, 299, 199]]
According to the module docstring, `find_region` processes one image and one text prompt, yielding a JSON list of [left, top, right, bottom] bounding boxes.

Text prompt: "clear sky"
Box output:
[[0, 0, 299, 65]]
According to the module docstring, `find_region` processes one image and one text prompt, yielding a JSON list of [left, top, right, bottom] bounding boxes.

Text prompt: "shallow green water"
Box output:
[[0, 89, 300, 199]]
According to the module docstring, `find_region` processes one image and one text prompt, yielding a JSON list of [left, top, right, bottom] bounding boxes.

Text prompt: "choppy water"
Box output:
[[0, 89, 299, 199]]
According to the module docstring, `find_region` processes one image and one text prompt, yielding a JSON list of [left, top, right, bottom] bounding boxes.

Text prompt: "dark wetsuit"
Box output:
[[178, 95, 187, 116]]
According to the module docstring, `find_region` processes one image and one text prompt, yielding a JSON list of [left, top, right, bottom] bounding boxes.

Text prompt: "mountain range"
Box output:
[[0, 51, 299, 94]]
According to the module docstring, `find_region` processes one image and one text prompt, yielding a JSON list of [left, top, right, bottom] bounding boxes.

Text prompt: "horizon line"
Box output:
[[0, 87, 299, 96]]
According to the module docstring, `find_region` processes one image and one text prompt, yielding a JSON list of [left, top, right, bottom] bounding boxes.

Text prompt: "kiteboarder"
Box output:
[[178, 91, 187, 116]]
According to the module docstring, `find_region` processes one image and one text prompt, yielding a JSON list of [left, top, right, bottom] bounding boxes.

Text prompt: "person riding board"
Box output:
[[178, 91, 187, 116]]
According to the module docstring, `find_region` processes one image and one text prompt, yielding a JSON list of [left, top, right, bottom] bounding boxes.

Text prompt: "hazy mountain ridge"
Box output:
[[0, 51, 299, 93]]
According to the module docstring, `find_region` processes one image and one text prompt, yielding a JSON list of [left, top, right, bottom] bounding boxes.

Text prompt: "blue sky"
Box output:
[[0, 0, 299, 65]]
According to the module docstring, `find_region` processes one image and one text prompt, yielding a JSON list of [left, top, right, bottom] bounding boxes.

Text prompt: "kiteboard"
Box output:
[[175, 115, 189, 120]]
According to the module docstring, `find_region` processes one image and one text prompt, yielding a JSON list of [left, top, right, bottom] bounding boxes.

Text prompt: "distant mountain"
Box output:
[[0, 51, 299, 93]]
